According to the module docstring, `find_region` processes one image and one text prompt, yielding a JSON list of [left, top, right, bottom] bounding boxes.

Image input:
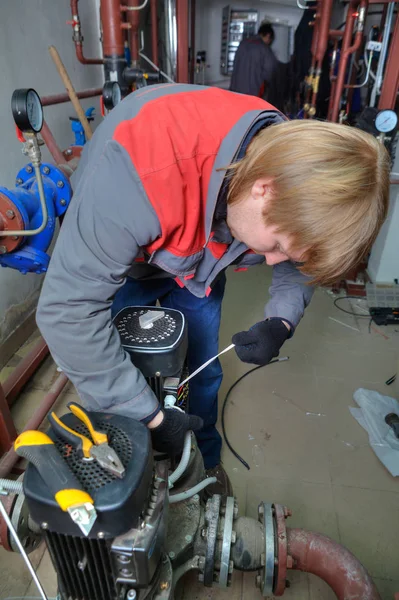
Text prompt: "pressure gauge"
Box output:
[[11, 88, 43, 133], [103, 81, 122, 111], [375, 109, 398, 134]]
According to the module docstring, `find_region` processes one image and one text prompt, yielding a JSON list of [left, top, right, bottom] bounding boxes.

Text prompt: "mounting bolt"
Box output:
[[126, 591, 136, 600], [43, 166, 50, 175], [168, 551, 175, 560], [256, 574, 262, 588], [198, 574, 204, 583], [26, 166, 33, 174], [159, 582, 169, 591], [258, 504, 264, 516], [229, 560, 234, 574], [60, 199, 67, 206], [0, 246, 7, 255], [201, 528, 207, 539], [185, 534, 193, 543], [6, 210, 15, 219], [65, 148, 73, 156], [286, 555, 293, 569], [261, 553, 266, 567], [283, 506, 292, 519], [198, 557, 205, 569], [97, 531, 105, 539], [16, 178, 23, 185], [41, 522, 48, 530], [231, 530, 236, 544], [57, 180, 64, 188]]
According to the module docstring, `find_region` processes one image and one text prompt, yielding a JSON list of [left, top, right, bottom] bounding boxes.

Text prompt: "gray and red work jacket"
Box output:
[[37, 84, 314, 421]]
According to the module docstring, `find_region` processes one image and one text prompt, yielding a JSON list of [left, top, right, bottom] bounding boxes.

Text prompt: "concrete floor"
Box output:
[[1, 265, 399, 599]]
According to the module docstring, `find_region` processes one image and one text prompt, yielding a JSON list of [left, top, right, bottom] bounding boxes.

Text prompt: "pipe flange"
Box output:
[[203, 494, 221, 587], [10, 476, 42, 554], [0, 193, 25, 253], [273, 504, 290, 596], [258, 502, 275, 596], [218, 496, 235, 588]]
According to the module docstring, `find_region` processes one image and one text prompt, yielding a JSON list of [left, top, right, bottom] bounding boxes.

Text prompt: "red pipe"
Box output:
[[69, 0, 104, 65], [3, 338, 49, 406], [41, 88, 102, 107], [176, 0, 189, 83], [101, 0, 125, 57], [0, 384, 18, 456], [125, 0, 140, 63], [378, 10, 399, 110], [189, 0, 196, 83], [0, 373, 69, 478], [330, 1, 367, 122], [287, 528, 381, 600], [41, 122, 67, 166], [150, 0, 159, 66], [315, 0, 334, 64]]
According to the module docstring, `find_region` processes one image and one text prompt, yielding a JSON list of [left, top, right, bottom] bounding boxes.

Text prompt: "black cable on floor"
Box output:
[[221, 359, 281, 471], [333, 295, 371, 318]]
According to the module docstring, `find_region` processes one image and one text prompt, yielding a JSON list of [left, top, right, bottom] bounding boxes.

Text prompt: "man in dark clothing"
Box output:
[[230, 23, 277, 97]]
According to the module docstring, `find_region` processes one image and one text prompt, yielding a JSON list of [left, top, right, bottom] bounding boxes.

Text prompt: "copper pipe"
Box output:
[[189, 0, 196, 83], [176, 0, 189, 83], [329, 29, 343, 38], [101, 0, 125, 57], [70, 0, 103, 64], [0, 373, 69, 478], [125, 0, 140, 63], [41, 88, 102, 107], [40, 122, 66, 166], [287, 528, 381, 600], [330, 0, 367, 122], [3, 338, 49, 406], [0, 384, 18, 456], [150, 0, 159, 66], [378, 10, 399, 110], [315, 0, 334, 63]]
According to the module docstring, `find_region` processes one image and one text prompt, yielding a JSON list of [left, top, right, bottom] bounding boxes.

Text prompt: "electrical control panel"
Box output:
[[220, 6, 258, 76]]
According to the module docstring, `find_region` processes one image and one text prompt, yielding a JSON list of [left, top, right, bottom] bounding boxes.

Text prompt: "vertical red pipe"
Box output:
[[0, 384, 18, 456], [315, 0, 334, 64], [378, 10, 399, 110], [176, 0, 189, 83], [189, 0, 196, 83], [126, 0, 140, 63], [150, 0, 159, 66], [100, 0, 125, 57]]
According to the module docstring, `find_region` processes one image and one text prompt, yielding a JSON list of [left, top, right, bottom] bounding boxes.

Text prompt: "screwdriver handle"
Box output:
[[14, 431, 94, 511], [67, 402, 108, 446], [48, 412, 93, 459]]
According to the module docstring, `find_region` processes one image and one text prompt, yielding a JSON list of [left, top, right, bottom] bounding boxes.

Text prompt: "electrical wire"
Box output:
[[333, 295, 371, 318], [221, 358, 287, 470]]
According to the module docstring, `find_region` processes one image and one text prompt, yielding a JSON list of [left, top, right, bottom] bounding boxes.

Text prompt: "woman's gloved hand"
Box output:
[[150, 407, 203, 456], [232, 319, 290, 366]]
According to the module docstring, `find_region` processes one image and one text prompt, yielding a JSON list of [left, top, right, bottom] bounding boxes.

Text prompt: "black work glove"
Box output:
[[150, 408, 203, 456], [232, 319, 290, 366]]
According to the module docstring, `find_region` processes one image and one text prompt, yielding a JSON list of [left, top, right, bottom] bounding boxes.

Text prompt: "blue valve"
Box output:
[[70, 107, 95, 146]]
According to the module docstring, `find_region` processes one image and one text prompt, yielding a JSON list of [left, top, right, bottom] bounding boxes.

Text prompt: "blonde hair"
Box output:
[[227, 120, 390, 285]]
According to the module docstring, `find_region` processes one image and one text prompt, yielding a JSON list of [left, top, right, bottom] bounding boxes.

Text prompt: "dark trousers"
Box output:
[[112, 275, 226, 469]]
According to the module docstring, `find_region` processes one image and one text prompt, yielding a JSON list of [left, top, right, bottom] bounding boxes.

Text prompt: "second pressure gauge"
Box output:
[[375, 109, 398, 134], [103, 82, 122, 111], [11, 88, 43, 133]]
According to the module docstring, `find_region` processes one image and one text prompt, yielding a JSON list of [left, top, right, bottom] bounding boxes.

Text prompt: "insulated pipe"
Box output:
[[69, 0, 104, 65], [100, 0, 127, 91], [287, 528, 381, 600], [0, 373, 69, 478], [150, 0, 159, 66], [176, 0, 189, 83], [330, 0, 367, 122]]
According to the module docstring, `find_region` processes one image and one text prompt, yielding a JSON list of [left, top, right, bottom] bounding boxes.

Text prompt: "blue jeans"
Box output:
[[112, 275, 226, 469]]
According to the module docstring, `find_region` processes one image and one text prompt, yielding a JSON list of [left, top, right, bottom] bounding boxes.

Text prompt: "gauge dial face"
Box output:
[[11, 88, 43, 133], [103, 82, 122, 110], [375, 110, 398, 133]]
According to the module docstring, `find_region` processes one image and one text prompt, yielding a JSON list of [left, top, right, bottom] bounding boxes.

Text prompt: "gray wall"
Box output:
[[0, 0, 103, 346], [195, 0, 303, 87]]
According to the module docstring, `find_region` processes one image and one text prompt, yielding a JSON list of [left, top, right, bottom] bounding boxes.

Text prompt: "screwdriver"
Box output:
[[14, 431, 97, 536]]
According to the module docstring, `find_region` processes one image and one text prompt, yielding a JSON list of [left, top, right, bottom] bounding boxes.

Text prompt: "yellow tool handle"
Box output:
[[48, 412, 93, 459], [14, 431, 94, 511], [67, 402, 108, 446]]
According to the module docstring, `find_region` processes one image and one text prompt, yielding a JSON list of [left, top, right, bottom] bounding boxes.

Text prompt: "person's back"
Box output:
[[230, 23, 277, 97]]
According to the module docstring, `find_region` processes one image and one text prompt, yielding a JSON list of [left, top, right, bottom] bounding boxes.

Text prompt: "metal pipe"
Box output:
[[69, 0, 104, 64], [40, 121, 66, 166], [100, 0, 125, 57], [189, 0, 196, 83], [0, 373, 69, 478], [176, 0, 189, 83], [150, 0, 159, 66], [378, 9, 399, 109], [41, 88, 102, 107], [371, 0, 395, 106], [3, 338, 48, 405], [287, 528, 381, 600], [330, 1, 367, 122], [315, 0, 334, 64], [0, 385, 18, 456], [126, 0, 141, 63]]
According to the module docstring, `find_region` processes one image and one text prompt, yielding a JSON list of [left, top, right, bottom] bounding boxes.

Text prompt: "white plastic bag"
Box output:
[[351, 388, 399, 477]]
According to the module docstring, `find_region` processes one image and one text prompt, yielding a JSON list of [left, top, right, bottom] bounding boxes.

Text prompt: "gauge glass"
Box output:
[[375, 110, 398, 133], [26, 89, 43, 132]]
